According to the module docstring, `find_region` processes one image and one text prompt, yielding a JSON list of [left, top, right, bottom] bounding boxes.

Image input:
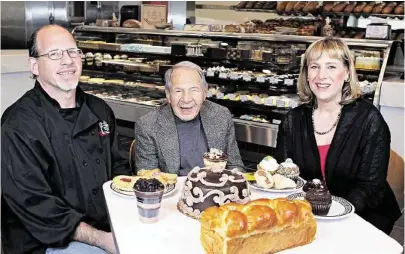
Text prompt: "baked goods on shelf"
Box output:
[[343, 2, 357, 13], [200, 198, 317, 254], [362, 2, 376, 14], [122, 19, 142, 28], [177, 166, 250, 219], [394, 2, 404, 15], [355, 51, 381, 70], [353, 2, 367, 13], [239, 114, 270, 123]]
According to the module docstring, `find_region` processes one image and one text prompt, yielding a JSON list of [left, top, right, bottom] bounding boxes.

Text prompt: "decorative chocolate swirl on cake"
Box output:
[[177, 167, 250, 219]]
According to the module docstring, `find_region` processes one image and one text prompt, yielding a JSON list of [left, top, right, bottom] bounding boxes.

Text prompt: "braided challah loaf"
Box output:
[[200, 198, 317, 254]]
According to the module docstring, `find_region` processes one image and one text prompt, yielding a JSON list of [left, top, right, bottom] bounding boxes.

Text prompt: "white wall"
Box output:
[[1, 50, 33, 116], [1, 72, 34, 115], [380, 77, 405, 159]]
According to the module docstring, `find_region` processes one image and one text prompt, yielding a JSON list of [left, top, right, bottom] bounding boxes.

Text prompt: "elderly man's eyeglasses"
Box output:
[[36, 48, 83, 60]]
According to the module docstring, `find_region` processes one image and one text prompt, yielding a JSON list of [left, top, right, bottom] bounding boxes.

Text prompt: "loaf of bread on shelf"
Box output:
[[236, 1, 248, 8], [382, 2, 397, 14], [302, 1, 320, 13], [122, 19, 141, 28], [362, 2, 376, 14], [344, 2, 357, 13], [245, 1, 257, 9], [394, 3, 404, 15], [293, 1, 308, 12], [353, 1, 367, 13], [332, 2, 349, 13], [253, 1, 265, 9], [371, 2, 386, 14], [323, 1, 336, 12], [200, 198, 317, 254], [284, 1, 297, 14], [276, 1, 289, 12]]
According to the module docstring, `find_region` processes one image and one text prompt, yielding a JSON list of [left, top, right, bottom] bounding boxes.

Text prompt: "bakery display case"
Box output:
[[72, 25, 394, 149]]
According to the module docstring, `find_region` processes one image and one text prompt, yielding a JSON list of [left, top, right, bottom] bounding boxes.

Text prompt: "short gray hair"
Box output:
[[164, 61, 207, 90]]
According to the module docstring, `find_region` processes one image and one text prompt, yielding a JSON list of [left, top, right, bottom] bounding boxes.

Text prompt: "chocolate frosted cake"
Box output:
[[177, 167, 250, 219]]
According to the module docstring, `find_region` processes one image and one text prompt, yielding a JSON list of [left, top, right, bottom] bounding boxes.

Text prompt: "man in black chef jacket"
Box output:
[[1, 25, 131, 254]]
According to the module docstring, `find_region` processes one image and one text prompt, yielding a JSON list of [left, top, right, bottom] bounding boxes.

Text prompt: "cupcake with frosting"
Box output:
[[276, 158, 300, 181], [257, 156, 279, 174], [85, 52, 94, 66], [304, 180, 332, 216], [94, 53, 103, 67], [203, 148, 227, 171]]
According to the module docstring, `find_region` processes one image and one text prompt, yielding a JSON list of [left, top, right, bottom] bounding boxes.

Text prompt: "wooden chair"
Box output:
[[129, 139, 136, 174], [387, 149, 404, 203]]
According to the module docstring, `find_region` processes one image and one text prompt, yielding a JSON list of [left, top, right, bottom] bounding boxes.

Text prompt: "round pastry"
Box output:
[[276, 158, 300, 181], [257, 156, 279, 174], [305, 183, 332, 216], [203, 148, 228, 171], [112, 175, 140, 193], [103, 53, 112, 61], [79, 76, 90, 82], [94, 53, 103, 67], [88, 78, 105, 84], [177, 167, 250, 219], [85, 52, 94, 66]]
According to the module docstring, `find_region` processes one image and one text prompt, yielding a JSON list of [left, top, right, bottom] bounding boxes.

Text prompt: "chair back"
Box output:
[[387, 149, 404, 202], [129, 139, 136, 173]]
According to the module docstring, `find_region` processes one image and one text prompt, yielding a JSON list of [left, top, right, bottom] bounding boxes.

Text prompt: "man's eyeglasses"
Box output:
[[36, 48, 83, 60]]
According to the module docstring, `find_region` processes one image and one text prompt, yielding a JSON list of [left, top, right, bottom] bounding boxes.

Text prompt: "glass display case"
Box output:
[[72, 25, 394, 149]]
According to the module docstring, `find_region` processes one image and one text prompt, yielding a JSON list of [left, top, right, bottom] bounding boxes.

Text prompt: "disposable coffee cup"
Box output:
[[133, 188, 164, 223]]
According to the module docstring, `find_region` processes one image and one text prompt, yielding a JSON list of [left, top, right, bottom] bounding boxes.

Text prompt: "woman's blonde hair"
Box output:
[[298, 37, 360, 106]]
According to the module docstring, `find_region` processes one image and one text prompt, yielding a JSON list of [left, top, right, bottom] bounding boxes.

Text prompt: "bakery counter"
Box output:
[[103, 98, 279, 147]]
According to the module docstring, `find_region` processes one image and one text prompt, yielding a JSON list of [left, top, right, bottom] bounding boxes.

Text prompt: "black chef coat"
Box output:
[[1, 81, 131, 254]]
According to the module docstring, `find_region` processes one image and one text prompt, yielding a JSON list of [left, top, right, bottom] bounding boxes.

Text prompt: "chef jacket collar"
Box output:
[[34, 81, 84, 109]]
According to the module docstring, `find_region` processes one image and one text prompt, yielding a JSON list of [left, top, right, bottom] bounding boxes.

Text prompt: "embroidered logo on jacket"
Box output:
[[98, 121, 110, 136]]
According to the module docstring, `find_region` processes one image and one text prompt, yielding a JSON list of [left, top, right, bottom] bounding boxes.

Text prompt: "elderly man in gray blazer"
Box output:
[[135, 61, 243, 175]]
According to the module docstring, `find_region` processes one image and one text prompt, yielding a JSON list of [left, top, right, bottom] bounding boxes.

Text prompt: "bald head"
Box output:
[[28, 25, 74, 58]]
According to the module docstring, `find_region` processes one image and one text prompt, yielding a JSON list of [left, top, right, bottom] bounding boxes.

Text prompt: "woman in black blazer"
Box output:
[[276, 37, 401, 234]]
